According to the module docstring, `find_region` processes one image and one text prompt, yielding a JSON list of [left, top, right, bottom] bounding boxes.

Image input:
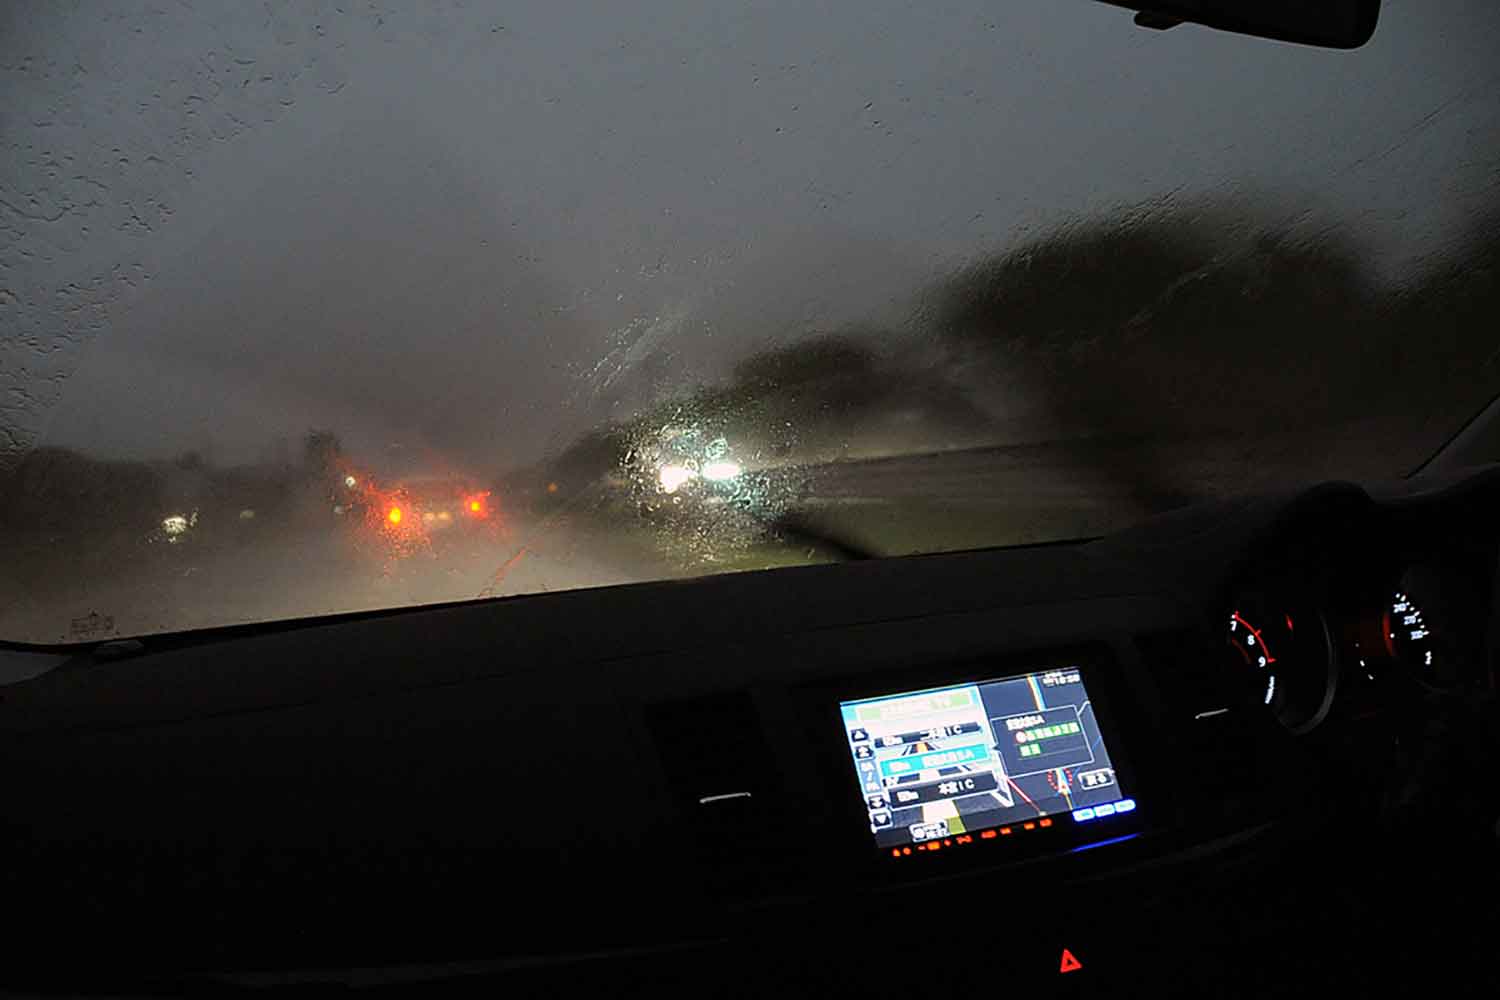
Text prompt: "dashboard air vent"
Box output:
[[645, 692, 802, 901]]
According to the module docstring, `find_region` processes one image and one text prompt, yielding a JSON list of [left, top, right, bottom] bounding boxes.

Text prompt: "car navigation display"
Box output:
[[840, 668, 1133, 852]]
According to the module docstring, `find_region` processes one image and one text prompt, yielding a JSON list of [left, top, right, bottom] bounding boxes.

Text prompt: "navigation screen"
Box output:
[[840, 668, 1134, 850]]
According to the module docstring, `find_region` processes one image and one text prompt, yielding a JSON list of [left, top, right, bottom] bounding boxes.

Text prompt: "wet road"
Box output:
[[0, 512, 689, 645], [0, 425, 1403, 646]]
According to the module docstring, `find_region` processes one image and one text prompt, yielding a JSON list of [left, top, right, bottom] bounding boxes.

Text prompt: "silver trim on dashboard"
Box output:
[[697, 792, 754, 805]]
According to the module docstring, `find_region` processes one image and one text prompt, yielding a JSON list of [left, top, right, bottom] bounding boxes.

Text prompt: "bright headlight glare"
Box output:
[[658, 464, 696, 494], [702, 461, 742, 482]]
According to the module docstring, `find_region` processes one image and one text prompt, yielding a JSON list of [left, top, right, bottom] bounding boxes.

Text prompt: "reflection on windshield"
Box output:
[[1, 2, 1498, 642]]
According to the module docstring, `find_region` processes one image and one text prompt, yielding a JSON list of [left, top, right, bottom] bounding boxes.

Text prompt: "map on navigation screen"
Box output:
[[840, 668, 1132, 849]]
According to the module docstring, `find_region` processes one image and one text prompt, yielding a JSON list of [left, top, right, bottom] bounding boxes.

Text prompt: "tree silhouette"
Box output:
[[925, 196, 1500, 499], [532, 195, 1500, 515], [928, 202, 1383, 436]]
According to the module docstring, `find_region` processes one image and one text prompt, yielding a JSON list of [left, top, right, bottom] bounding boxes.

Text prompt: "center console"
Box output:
[[837, 665, 1140, 860]]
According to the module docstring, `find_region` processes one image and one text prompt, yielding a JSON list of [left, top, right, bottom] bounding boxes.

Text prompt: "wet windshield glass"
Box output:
[[2, 1, 1498, 642]]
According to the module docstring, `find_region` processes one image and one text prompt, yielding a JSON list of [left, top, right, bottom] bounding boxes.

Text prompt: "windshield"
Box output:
[[2, 2, 1498, 643]]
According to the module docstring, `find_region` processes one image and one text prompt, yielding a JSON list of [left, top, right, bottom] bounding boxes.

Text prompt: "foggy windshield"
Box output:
[[3, 1, 1498, 642]]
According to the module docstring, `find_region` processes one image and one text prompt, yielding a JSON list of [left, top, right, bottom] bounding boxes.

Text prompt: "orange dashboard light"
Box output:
[[928, 842, 941, 851], [955, 834, 973, 845], [1040, 818, 1053, 828], [891, 848, 902, 858], [1000, 826, 1013, 835], [387, 507, 403, 525], [980, 829, 997, 840], [1023, 822, 1036, 831], [901, 847, 911, 855]]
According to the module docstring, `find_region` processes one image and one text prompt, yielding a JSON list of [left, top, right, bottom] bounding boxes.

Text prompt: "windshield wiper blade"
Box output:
[[768, 512, 878, 562]]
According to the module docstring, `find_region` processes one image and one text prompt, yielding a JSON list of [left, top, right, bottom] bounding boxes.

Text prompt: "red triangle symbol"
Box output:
[[1059, 948, 1083, 974]]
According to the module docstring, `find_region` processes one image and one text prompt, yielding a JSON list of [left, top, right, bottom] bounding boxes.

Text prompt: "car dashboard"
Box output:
[[2, 467, 1498, 996]]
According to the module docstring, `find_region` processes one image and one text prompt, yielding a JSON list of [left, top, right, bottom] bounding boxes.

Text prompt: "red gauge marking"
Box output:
[[1381, 609, 1397, 659], [1231, 612, 1277, 665]]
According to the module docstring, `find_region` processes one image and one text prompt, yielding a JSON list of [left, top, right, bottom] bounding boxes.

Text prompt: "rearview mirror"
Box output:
[[1097, 0, 1379, 49]]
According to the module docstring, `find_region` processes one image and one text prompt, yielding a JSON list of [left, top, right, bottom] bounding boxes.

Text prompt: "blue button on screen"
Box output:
[[1094, 802, 1116, 817], [1115, 798, 1136, 814], [1072, 807, 1096, 822]]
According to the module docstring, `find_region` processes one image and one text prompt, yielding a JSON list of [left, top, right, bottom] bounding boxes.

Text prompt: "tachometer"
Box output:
[[1227, 601, 1337, 733]]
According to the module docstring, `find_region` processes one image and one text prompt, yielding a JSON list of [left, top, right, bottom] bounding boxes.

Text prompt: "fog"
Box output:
[[3, 1, 1500, 642], [4, 0, 1498, 472]]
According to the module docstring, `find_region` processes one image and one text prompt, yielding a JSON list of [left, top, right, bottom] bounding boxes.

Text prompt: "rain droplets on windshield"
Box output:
[[2, 1, 1499, 642]]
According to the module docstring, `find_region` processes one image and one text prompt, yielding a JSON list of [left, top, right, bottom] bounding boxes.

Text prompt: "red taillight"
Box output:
[[469, 500, 482, 513], [387, 507, 403, 525]]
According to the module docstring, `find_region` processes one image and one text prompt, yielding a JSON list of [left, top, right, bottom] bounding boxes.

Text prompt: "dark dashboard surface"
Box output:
[[3, 468, 1499, 996]]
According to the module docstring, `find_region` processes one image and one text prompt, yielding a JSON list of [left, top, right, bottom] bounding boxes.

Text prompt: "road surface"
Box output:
[[0, 426, 1400, 646], [0, 511, 691, 646]]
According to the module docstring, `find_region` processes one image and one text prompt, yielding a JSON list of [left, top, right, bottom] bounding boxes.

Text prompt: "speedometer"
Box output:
[[1353, 566, 1462, 689], [1227, 601, 1337, 733], [1387, 591, 1436, 673]]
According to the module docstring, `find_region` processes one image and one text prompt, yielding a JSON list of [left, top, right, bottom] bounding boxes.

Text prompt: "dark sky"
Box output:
[[4, 0, 1498, 472]]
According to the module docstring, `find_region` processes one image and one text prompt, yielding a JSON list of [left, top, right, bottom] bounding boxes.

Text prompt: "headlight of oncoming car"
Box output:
[[659, 464, 696, 494], [702, 460, 742, 482]]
